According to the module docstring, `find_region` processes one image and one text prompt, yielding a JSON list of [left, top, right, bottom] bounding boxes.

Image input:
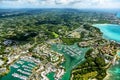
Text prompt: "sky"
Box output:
[[0, 0, 120, 9]]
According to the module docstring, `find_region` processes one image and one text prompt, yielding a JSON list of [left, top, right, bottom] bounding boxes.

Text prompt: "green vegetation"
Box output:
[[0, 9, 112, 45], [52, 32, 59, 38], [32, 54, 44, 61], [72, 49, 107, 80], [61, 38, 81, 45]]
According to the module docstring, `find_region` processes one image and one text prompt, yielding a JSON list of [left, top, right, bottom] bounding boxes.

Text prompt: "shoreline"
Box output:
[[93, 23, 120, 80], [103, 71, 111, 80]]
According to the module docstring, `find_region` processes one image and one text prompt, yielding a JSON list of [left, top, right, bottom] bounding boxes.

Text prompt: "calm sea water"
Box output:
[[93, 24, 120, 80], [116, 13, 120, 18], [93, 24, 120, 43]]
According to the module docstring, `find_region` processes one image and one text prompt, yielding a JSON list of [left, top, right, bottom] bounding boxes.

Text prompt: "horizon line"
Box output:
[[0, 7, 120, 10]]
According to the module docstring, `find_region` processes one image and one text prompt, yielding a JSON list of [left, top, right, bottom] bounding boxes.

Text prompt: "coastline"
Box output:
[[93, 24, 120, 43], [103, 71, 111, 80], [93, 23, 120, 80]]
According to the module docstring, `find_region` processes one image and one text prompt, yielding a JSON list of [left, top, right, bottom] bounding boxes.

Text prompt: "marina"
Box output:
[[12, 73, 28, 80], [11, 64, 20, 69], [51, 43, 89, 80], [0, 57, 37, 80], [17, 69, 31, 76]]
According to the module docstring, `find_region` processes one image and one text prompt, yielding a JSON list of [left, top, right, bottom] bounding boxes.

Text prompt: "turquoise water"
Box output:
[[93, 24, 120, 43], [0, 59, 36, 80], [47, 72, 55, 80], [116, 13, 120, 18], [117, 51, 120, 57], [51, 43, 89, 80], [93, 24, 120, 80], [104, 60, 120, 80]]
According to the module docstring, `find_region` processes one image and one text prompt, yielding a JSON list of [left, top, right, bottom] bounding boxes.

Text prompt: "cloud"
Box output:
[[55, 0, 82, 5], [0, 0, 120, 9], [0, 0, 57, 8]]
